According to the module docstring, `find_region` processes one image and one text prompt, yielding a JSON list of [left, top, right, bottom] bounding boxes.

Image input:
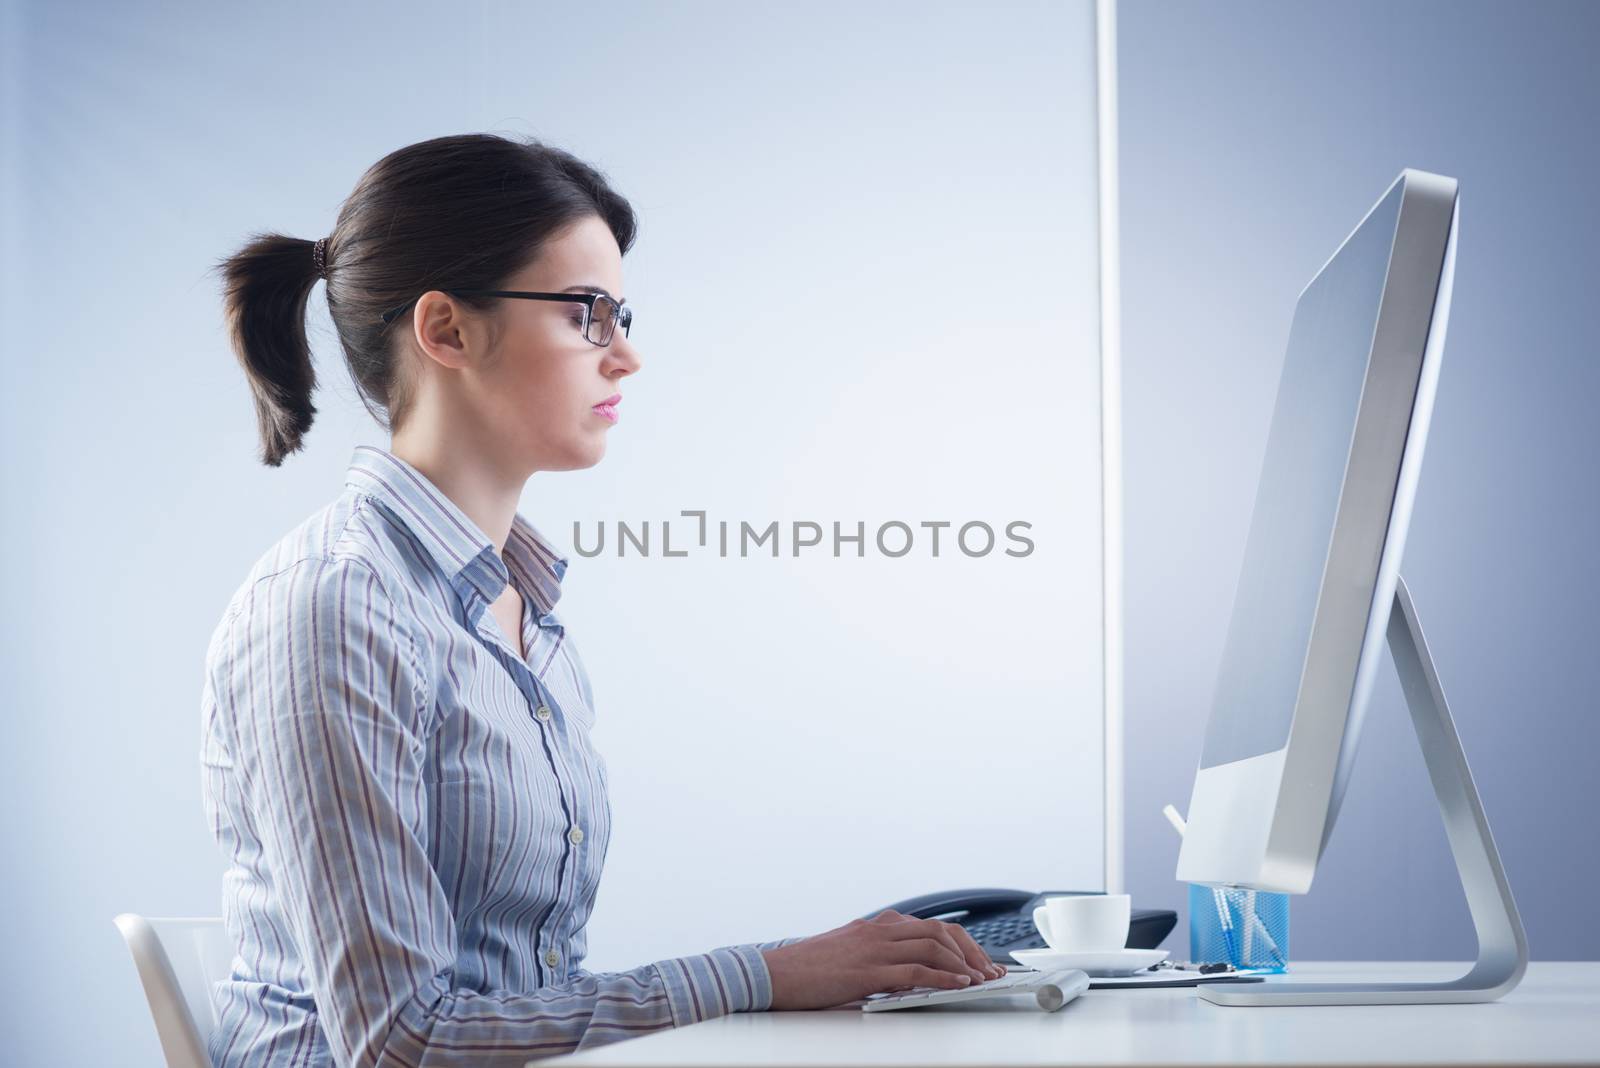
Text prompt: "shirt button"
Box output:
[[568, 826, 584, 844], [536, 705, 552, 720], [546, 949, 560, 968]]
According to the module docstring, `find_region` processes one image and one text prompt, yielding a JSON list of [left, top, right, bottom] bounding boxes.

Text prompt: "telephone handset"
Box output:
[[867, 888, 1178, 962]]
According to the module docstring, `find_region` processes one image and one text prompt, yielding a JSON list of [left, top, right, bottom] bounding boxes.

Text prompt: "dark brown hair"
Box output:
[[213, 133, 638, 466]]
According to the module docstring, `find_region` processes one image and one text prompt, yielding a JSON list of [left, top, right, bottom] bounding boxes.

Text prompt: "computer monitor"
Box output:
[[1174, 169, 1528, 1005]]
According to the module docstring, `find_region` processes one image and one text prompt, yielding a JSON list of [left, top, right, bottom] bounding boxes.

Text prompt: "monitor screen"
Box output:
[[1199, 183, 1405, 770]]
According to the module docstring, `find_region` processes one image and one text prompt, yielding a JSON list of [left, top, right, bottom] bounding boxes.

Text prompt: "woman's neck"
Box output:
[[388, 434, 524, 556]]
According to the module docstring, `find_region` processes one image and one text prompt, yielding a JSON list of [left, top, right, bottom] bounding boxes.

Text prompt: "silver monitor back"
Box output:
[[1176, 169, 1459, 894]]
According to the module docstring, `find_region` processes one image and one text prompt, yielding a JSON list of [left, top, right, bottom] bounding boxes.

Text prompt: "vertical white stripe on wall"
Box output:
[[1095, 0, 1126, 896]]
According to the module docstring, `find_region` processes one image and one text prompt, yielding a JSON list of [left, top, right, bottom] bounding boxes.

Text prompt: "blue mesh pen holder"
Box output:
[[1188, 883, 1290, 973]]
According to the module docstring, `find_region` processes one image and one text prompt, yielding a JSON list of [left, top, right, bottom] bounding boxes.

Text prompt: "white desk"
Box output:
[[541, 963, 1600, 1067]]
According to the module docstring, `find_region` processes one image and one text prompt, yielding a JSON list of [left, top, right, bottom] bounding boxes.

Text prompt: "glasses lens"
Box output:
[[586, 296, 618, 345]]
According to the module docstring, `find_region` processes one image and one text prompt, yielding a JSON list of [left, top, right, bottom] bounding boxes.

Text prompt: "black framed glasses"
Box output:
[[379, 289, 633, 346]]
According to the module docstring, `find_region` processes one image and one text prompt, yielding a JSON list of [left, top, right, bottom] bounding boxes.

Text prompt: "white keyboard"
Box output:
[[861, 968, 1090, 1012]]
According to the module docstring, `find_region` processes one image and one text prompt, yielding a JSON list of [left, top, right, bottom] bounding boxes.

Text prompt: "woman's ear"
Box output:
[[411, 291, 476, 371]]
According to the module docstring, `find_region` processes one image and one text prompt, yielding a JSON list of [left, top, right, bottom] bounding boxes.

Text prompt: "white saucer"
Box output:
[[1009, 946, 1169, 976]]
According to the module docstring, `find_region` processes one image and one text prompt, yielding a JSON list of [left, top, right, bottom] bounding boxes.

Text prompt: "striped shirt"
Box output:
[[199, 445, 801, 1068]]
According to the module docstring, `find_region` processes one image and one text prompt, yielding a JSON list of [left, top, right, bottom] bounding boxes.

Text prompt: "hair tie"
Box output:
[[312, 236, 329, 279]]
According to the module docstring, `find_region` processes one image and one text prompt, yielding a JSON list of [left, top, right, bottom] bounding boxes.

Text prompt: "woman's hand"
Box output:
[[760, 909, 1008, 1010]]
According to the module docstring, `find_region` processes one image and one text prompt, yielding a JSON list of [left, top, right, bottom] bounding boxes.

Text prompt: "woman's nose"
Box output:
[[608, 334, 642, 374]]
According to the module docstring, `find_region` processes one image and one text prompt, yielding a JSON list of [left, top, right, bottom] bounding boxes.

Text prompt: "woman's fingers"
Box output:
[[925, 920, 997, 979], [884, 932, 987, 984], [904, 918, 996, 979], [866, 911, 1003, 979], [881, 962, 976, 991], [943, 919, 1006, 977]]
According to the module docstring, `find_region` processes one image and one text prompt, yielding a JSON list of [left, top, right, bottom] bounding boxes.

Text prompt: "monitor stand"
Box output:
[[1202, 575, 1529, 1006]]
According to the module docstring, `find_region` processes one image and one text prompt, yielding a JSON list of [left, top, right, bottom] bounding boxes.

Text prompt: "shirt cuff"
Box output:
[[652, 942, 780, 1024]]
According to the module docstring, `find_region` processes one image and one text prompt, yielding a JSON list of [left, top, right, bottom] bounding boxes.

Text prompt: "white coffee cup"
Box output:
[[1032, 894, 1131, 953]]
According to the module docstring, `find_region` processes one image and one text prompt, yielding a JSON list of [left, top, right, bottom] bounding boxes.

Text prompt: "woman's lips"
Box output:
[[592, 394, 621, 424]]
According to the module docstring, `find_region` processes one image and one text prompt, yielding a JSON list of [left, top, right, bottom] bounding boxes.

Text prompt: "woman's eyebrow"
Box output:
[[562, 283, 625, 303]]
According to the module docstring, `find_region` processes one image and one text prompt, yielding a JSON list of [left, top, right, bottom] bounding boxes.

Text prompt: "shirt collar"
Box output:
[[344, 445, 568, 618]]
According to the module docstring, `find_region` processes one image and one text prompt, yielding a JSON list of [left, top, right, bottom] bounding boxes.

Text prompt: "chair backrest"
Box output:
[[113, 914, 233, 1068]]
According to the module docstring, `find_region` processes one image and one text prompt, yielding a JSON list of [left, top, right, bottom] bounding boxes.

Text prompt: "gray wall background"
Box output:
[[1119, 0, 1600, 961]]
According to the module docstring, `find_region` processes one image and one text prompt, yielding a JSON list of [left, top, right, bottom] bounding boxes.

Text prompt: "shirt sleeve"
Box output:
[[214, 556, 788, 1068], [567, 935, 809, 1025]]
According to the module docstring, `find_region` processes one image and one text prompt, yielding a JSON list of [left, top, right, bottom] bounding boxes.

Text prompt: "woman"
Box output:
[[202, 132, 1004, 1068]]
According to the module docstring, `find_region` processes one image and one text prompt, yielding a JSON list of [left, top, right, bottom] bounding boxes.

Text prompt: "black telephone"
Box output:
[[866, 888, 1177, 961]]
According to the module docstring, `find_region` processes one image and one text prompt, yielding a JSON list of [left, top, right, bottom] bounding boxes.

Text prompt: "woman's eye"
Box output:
[[569, 315, 584, 327]]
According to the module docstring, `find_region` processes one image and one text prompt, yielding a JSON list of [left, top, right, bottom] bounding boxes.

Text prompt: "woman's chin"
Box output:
[[550, 436, 607, 471]]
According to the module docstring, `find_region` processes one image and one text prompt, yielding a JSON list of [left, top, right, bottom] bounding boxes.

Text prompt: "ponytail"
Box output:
[[215, 234, 322, 466]]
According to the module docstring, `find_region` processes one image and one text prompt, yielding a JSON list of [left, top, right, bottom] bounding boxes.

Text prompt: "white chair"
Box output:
[[113, 914, 233, 1068]]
